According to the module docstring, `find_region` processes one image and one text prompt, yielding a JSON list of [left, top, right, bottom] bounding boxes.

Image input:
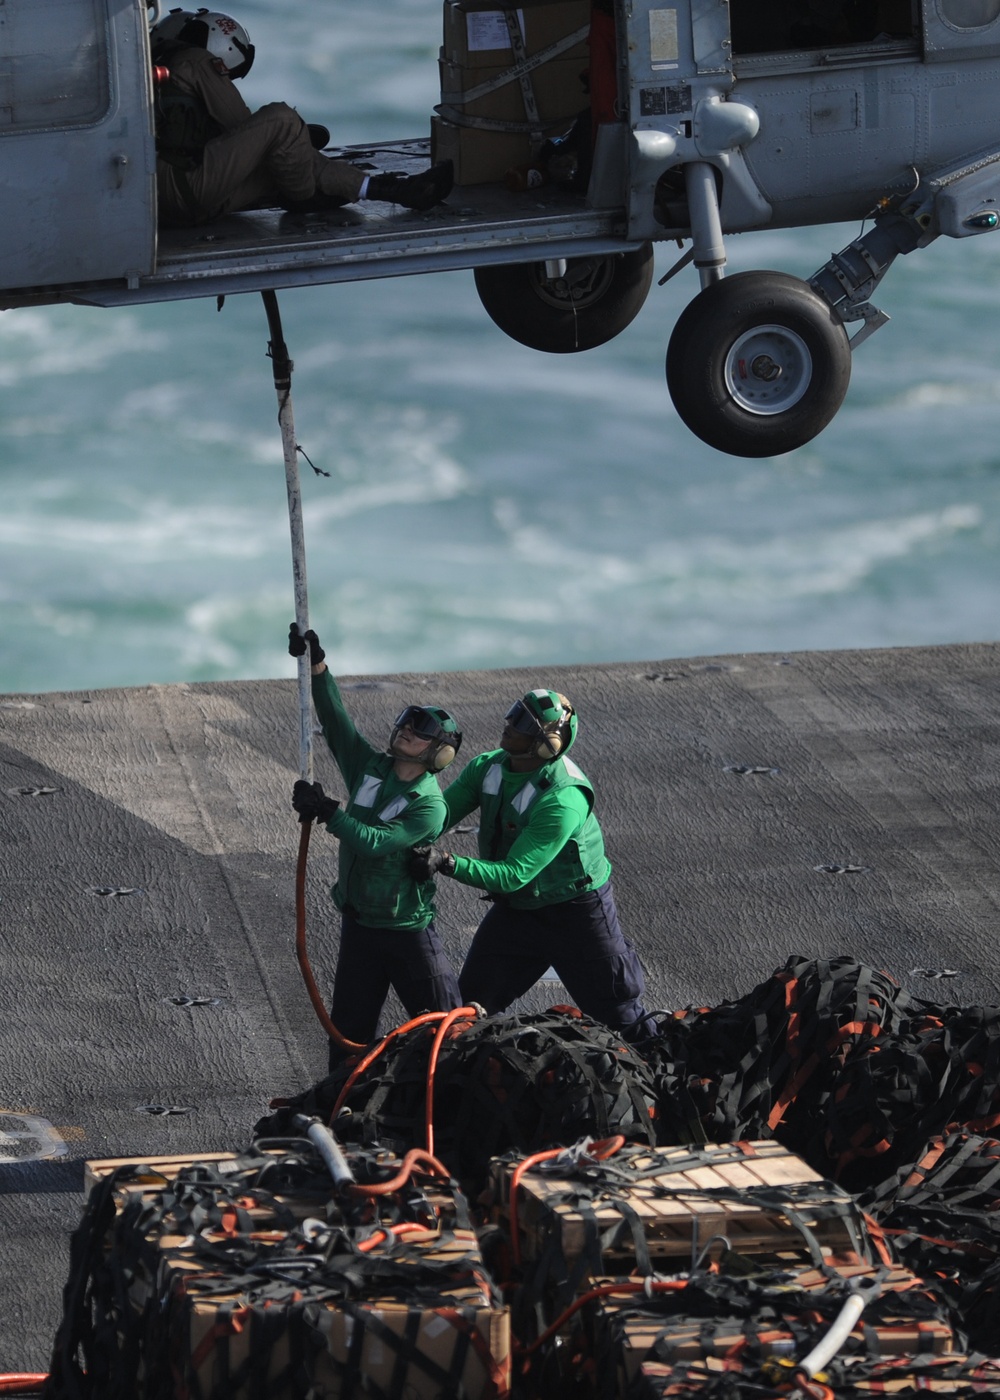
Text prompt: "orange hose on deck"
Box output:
[[0, 1379, 49, 1395], [345, 1147, 452, 1196], [424, 1006, 479, 1156], [357, 1222, 438, 1251], [295, 818, 366, 1051], [519, 1278, 688, 1356], [508, 1135, 625, 1267], [329, 1011, 455, 1124]]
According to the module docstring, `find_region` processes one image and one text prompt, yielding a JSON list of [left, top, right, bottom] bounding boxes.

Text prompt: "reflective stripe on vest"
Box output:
[[353, 774, 383, 808], [378, 795, 409, 822], [512, 782, 537, 815]]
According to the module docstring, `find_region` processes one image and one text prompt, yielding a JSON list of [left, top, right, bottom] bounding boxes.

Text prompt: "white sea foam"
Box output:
[[885, 381, 1000, 410], [2, 4, 1000, 692], [0, 499, 284, 561], [0, 310, 165, 387]]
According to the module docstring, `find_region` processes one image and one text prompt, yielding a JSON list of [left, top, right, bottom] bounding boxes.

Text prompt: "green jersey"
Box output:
[[312, 669, 446, 929], [442, 749, 612, 909]]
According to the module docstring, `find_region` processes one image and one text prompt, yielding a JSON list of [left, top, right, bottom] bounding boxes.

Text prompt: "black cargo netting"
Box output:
[[641, 956, 920, 1153], [44, 956, 1000, 1397], [257, 1009, 661, 1190], [43, 1142, 493, 1400], [628, 1352, 1000, 1399], [821, 1002, 1000, 1191], [251, 958, 1000, 1359], [588, 1267, 967, 1400]]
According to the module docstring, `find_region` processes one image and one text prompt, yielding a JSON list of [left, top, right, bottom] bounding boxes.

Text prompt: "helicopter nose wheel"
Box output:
[[666, 271, 852, 457]]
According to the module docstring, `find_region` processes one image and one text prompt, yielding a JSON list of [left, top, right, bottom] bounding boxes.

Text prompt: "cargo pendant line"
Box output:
[[258, 287, 377, 1058]]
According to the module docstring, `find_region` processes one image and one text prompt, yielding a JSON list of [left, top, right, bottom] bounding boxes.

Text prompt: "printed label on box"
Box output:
[[467, 9, 525, 51]]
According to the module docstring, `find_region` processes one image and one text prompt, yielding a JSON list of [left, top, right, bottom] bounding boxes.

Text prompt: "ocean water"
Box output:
[[2, 0, 999, 695]]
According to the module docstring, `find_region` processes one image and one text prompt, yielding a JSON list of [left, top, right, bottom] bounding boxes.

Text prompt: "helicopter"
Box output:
[[2, 0, 1000, 457]]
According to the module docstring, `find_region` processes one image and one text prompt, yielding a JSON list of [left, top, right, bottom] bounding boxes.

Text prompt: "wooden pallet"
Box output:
[[84, 1146, 511, 1400], [491, 1140, 873, 1267], [635, 1354, 999, 1397], [586, 1261, 954, 1395]]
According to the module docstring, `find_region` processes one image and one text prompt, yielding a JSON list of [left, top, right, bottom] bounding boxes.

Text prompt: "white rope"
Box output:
[[263, 290, 313, 782]]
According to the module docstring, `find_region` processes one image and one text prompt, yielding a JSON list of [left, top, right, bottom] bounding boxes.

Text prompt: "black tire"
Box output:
[[474, 244, 654, 353], [666, 271, 852, 457]]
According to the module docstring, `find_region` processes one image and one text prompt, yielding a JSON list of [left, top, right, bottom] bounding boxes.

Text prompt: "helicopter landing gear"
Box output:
[[473, 244, 654, 353], [666, 271, 852, 457]]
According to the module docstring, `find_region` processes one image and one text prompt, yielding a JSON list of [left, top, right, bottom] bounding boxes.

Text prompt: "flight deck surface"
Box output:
[[3, 641, 1000, 1367]]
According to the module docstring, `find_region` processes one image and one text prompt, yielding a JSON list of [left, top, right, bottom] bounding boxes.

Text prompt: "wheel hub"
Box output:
[[725, 325, 813, 415], [531, 258, 616, 311]]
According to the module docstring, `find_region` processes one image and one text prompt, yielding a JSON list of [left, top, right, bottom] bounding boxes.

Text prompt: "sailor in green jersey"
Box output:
[[288, 624, 463, 1067], [411, 688, 657, 1042]]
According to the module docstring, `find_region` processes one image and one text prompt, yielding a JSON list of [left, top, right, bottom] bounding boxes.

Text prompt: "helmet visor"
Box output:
[[504, 700, 542, 736], [393, 706, 445, 741]]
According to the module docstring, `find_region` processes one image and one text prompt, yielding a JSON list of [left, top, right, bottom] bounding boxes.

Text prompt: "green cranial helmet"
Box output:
[[389, 704, 462, 772], [504, 688, 577, 760]]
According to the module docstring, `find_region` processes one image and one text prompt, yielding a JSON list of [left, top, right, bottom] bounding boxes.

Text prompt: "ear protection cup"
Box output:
[[430, 742, 457, 772], [532, 729, 564, 760]]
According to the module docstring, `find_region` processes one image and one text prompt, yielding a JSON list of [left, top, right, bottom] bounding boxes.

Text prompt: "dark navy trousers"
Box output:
[[328, 911, 461, 1070], [458, 880, 657, 1041]]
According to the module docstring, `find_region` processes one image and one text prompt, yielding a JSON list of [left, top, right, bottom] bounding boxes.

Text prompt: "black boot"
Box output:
[[366, 160, 453, 211]]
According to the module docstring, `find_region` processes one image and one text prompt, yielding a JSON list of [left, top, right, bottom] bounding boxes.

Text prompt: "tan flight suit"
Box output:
[[155, 44, 365, 224]]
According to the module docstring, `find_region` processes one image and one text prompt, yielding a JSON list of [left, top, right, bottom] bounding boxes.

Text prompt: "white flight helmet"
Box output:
[[151, 8, 255, 78], [149, 8, 198, 46]]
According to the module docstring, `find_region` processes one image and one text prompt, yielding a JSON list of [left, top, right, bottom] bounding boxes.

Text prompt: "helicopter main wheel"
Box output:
[[474, 244, 654, 353], [666, 271, 852, 457]]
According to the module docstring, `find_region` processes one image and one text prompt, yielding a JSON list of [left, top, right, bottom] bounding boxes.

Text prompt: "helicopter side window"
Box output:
[[937, 0, 1000, 24], [730, 0, 918, 54], [0, 0, 109, 133]]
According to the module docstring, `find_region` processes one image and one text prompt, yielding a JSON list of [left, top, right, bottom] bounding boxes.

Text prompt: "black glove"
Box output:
[[292, 779, 340, 824], [288, 623, 325, 665], [410, 846, 456, 880]]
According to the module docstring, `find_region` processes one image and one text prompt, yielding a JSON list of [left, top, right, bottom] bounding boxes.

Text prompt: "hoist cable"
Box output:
[[261, 289, 366, 1053]]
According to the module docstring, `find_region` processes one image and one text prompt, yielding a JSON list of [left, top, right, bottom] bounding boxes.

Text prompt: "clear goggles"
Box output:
[[393, 706, 446, 741]]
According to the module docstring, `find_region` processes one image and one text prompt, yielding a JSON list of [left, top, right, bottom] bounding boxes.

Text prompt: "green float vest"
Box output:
[[332, 763, 441, 929], [476, 752, 611, 908]]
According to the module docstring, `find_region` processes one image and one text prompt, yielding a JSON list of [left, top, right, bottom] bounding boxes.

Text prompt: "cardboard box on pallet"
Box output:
[[86, 1150, 511, 1400], [432, 115, 528, 185], [434, 51, 587, 183], [634, 1354, 1000, 1398], [443, 0, 590, 69], [585, 1262, 955, 1396], [438, 54, 587, 127], [491, 1140, 875, 1273], [181, 1259, 510, 1400]]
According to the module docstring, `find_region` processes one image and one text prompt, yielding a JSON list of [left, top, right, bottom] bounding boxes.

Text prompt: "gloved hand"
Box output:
[[288, 623, 325, 666], [410, 846, 456, 880], [292, 779, 340, 824]]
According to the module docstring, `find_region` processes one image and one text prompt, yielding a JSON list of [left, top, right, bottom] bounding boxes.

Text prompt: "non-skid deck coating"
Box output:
[[2, 641, 1000, 1368]]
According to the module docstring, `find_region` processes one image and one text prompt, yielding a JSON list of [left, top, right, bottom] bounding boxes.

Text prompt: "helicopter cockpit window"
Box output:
[[937, 0, 1000, 25], [730, 0, 919, 54], [0, 0, 109, 133]]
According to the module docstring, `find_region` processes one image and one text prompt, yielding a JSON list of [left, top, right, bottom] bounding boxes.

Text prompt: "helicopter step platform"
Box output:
[[1, 139, 635, 312]]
